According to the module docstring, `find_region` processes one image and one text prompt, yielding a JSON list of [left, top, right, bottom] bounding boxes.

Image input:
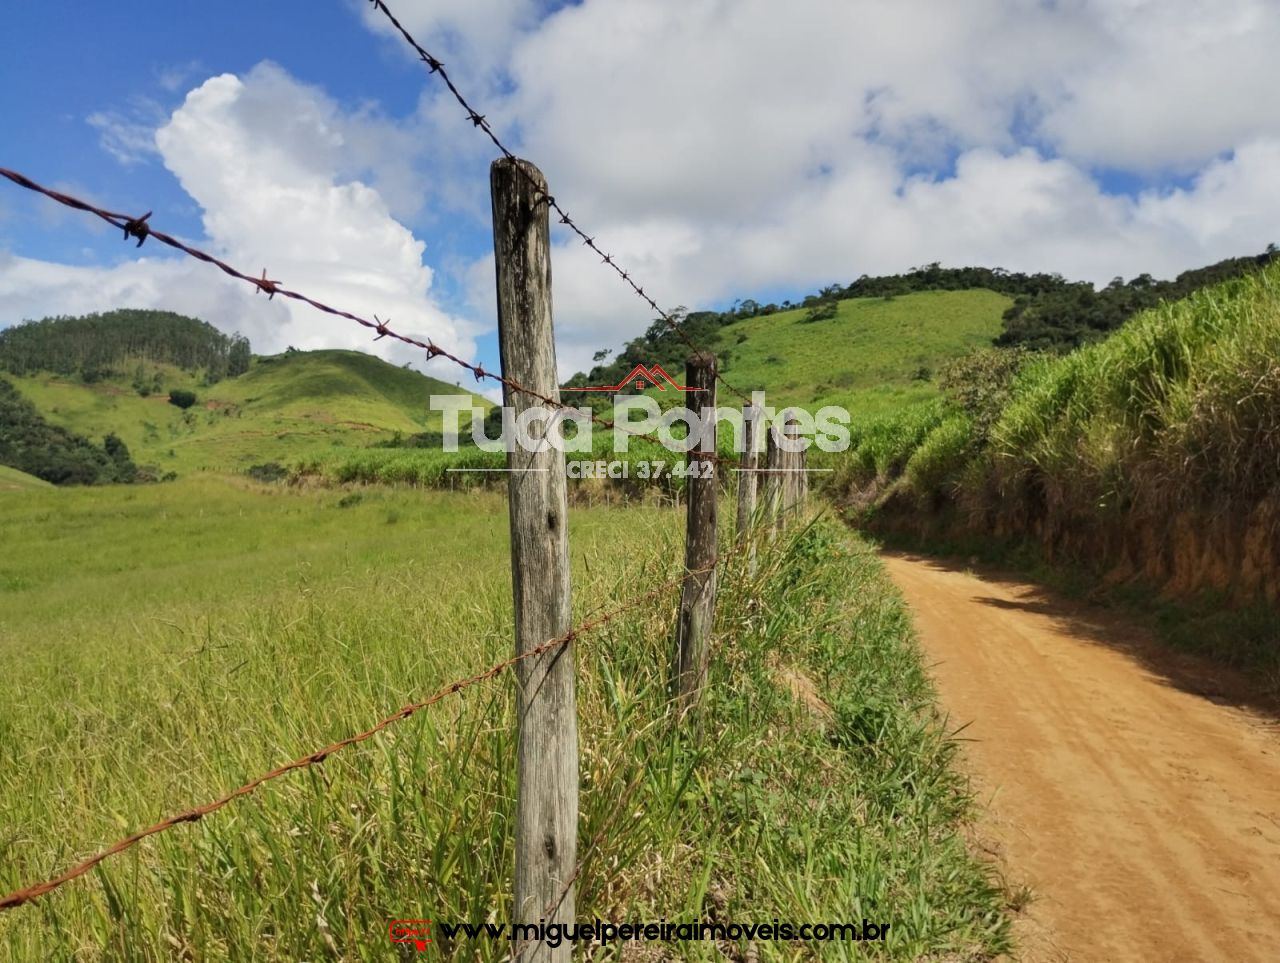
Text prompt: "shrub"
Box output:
[[246, 462, 288, 483], [939, 347, 1030, 440], [168, 389, 197, 410], [801, 300, 839, 323]]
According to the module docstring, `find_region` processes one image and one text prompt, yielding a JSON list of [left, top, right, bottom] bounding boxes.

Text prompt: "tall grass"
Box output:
[[987, 265, 1280, 514], [831, 264, 1280, 676], [0, 480, 1009, 960], [834, 262, 1280, 520]]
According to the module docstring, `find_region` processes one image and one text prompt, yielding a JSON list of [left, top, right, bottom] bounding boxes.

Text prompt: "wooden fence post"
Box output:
[[782, 412, 807, 519], [794, 422, 809, 515], [675, 354, 718, 714], [763, 417, 785, 534], [491, 156, 576, 957], [735, 404, 759, 571]]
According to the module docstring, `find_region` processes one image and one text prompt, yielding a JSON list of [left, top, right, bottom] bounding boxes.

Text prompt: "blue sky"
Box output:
[[2, 0, 1277, 383], [2, 4, 399, 248]]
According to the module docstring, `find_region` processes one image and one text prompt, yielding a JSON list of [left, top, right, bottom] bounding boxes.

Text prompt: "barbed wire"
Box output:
[[0, 167, 745, 467], [368, 0, 752, 406], [0, 555, 728, 912]]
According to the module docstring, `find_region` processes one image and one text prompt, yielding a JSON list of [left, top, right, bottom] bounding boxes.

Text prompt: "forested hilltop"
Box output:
[[566, 245, 1277, 395], [0, 309, 250, 383], [0, 308, 494, 483]]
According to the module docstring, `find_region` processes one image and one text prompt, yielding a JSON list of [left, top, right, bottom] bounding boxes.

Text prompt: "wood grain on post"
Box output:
[[490, 156, 576, 957], [735, 404, 760, 569], [794, 420, 809, 515], [675, 355, 718, 714], [763, 417, 785, 534], [782, 412, 804, 519]]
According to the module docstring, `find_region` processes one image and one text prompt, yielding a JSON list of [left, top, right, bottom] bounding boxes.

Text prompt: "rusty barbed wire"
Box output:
[[0, 553, 732, 912], [0, 168, 543, 400], [368, 0, 752, 406], [0, 167, 745, 467]]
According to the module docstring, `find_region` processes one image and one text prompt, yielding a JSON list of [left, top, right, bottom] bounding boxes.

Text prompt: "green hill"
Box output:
[[717, 289, 1009, 420], [0, 465, 54, 492], [6, 347, 490, 475]]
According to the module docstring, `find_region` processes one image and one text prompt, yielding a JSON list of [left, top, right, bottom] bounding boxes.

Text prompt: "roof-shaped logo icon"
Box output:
[[569, 362, 694, 392]]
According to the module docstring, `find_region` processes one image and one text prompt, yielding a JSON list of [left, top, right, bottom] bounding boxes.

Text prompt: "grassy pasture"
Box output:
[[7, 350, 489, 476], [718, 290, 1009, 421], [0, 479, 1007, 960]]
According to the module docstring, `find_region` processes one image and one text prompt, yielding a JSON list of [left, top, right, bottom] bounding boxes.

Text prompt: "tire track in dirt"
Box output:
[[883, 552, 1280, 962]]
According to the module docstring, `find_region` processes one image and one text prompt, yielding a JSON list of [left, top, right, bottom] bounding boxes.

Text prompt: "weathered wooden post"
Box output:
[[735, 404, 760, 571], [793, 419, 809, 516], [491, 156, 576, 957], [782, 412, 805, 519], [675, 354, 718, 714], [763, 417, 785, 534]]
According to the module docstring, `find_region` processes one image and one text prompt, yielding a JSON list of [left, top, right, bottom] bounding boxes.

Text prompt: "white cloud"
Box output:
[[358, 0, 541, 77], [87, 106, 162, 166], [7, 1, 1280, 388], [0, 252, 289, 335], [424, 0, 1280, 376], [3, 63, 480, 374], [513, 136, 1280, 378], [1042, 0, 1280, 170]]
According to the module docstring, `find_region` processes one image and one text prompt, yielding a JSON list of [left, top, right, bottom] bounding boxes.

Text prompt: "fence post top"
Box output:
[[490, 156, 547, 188], [687, 352, 717, 373]]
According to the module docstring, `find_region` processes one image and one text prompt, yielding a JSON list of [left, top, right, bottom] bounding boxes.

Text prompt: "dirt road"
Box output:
[[882, 553, 1280, 962]]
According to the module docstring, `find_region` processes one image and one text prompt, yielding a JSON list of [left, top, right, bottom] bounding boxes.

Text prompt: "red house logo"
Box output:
[[570, 363, 693, 393], [390, 920, 432, 951]]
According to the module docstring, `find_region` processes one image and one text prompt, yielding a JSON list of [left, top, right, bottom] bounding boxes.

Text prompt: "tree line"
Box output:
[[996, 246, 1278, 349], [565, 245, 1278, 390], [0, 309, 251, 383]]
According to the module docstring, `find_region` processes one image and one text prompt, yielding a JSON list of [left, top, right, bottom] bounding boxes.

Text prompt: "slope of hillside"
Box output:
[[720, 289, 1008, 420], [0, 465, 53, 492], [9, 349, 489, 474], [837, 262, 1280, 667]]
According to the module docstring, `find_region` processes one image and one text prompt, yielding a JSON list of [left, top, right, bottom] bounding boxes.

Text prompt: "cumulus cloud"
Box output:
[[425, 0, 1280, 375], [1042, 0, 1280, 170], [0, 252, 289, 334], [3, 62, 479, 374], [508, 133, 1280, 378], [357, 0, 541, 77], [6, 1, 1279, 386]]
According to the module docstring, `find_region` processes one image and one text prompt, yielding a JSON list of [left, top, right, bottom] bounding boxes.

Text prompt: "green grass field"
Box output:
[[0, 479, 1009, 960], [0, 465, 52, 492], [7, 350, 490, 476], [717, 290, 1009, 421]]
